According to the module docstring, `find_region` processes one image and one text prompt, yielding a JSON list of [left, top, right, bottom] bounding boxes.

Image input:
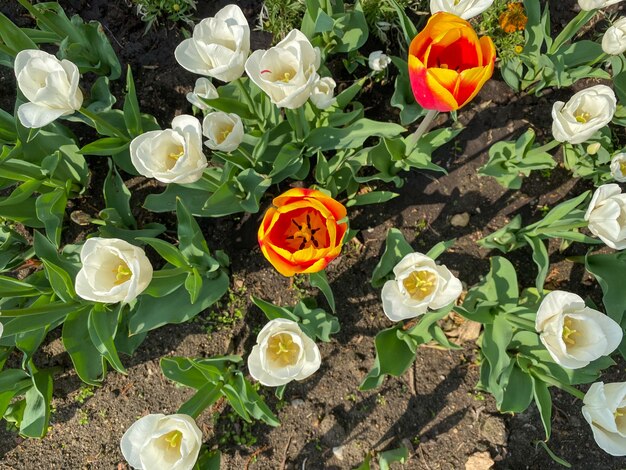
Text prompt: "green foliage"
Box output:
[[479, 129, 557, 189], [476, 0, 525, 62], [260, 0, 306, 44], [131, 0, 197, 32], [161, 356, 280, 426]]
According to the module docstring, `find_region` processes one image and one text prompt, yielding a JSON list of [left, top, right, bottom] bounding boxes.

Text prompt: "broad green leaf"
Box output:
[[21, 369, 53, 438], [178, 383, 222, 419], [425, 239, 455, 261], [184, 268, 203, 304], [88, 306, 126, 374], [532, 376, 552, 439], [138, 237, 187, 267], [309, 270, 335, 312], [371, 228, 413, 288], [360, 327, 415, 390], [35, 187, 67, 246], [378, 445, 409, 470], [123, 66, 142, 137], [103, 160, 136, 229], [63, 308, 106, 385]]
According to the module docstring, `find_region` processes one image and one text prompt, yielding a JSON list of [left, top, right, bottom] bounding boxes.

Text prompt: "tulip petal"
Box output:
[[120, 414, 163, 469], [17, 102, 66, 129], [409, 56, 458, 111]]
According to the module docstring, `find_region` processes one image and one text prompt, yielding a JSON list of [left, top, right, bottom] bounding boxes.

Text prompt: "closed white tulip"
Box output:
[[582, 382, 626, 456], [551, 85, 616, 144], [186, 77, 219, 111], [430, 0, 494, 19], [585, 183, 626, 249], [0, 322, 3, 339], [75, 237, 153, 304], [368, 50, 392, 72], [245, 29, 321, 109], [202, 111, 243, 152], [310, 77, 336, 109], [578, 0, 623, 10], [174, 4, 250, 82], [381, 252, 462, 322], [14, 49, 83, 128], [130, 115, 207, 184], [610, 153, 626, 182], [535, 291, 622, 369], [602, 17, 626, 55], [247, 318, 321, 387], [121, 413, 202, 470]]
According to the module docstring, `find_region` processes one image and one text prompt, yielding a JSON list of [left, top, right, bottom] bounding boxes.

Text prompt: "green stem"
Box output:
[[152, 266, 191, 278], [79, 107, 126, 139], [234, 78, 258, 118], [405, 109, 438, 153], [535, 140, 561, 153], [504, 312, 536, 331], [549, 10, 596, 54], [530, 368, 585, 400]]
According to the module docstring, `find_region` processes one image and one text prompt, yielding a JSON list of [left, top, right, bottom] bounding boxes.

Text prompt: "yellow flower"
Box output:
[[499, 3, 527, 34]]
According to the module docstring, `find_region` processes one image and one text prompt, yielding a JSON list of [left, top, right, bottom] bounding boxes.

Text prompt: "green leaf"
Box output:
[[499, 364, 534, 413], [378, 445, 409, 470], [185, 268, 203, 304], [88, 306, 126, 374], [179, 383, 222, 419], [532, 376, 552, 439], [523, 235, 549, 292], [251, 297, 298, 322], [176, 199, 214, 270], [292, 301, 340, 342], [371, 228, 413, 288], [195, 449, 221, 470], [20, 369, 53, 438], [360, 327, 415, 390], [35, 187, 67, 247], [425, 239, 455, 261], [123, 66, 142, 137], [138, 237, 187, 267], [346, 191, 398, 207], [305, 119, 405, 152], [0, 12, 37, 55], [535, 441, 571, 468], [308, 270, 335, 312], [103, 159, 135, 229], [63, 308, 106, 385], [80, 137, 129, 156], [130, 271, 229, 335]]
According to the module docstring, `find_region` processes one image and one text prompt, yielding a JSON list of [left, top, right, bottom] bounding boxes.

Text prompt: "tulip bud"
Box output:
[[587, 142, 601, 155], [121, 414, 202, 470], [551, 85, 617, 145], [585, 184, 626, 249], [602, 17, 626, 55], [310, 77, 336, 109], [186, 77, 218, 111], [247, 318, 321, 386], [245, 30, 321, 109], [535, 291, 622, 369], [582, 382, 626, 456], [368, 51, 391, 72], [14, 50, 83, 128], [175, 5, 250, 82], [75, 237, 153, 304], [202, 111, 244, 152], [381, 252, 462, 321], [610, 153, 626, 182], [130, 115, 207, 184]]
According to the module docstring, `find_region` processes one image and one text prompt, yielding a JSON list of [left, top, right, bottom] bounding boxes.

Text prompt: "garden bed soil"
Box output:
[[1, 1, 626, 469]]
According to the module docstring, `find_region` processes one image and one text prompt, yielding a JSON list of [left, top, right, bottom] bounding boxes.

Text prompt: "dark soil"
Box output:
[[1, 1, 626, 469]]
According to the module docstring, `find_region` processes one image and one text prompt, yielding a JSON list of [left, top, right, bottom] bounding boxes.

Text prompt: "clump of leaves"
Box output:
[[475, 0, 525, 61], [362, 0, 414, 45], [130, 0, 197, 33], [259, 0, 306, 44]]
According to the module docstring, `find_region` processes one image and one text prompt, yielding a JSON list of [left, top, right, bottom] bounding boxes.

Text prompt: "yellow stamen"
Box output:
[[281, 72, 292, 83], [218, 128, 231, 143], [454, 0, 461, 4], [402, 270, 437, 301], [440, 63, 449, 69], [615, 408, 625, 419], [562, 317, 578, 346], [267, 333, 300, 367], [575, 111, 591, 124], [167, 146, 185, 162], [620, 161, 626, 175], [113, 263, 132, 285], [163, 430, 183, 449]]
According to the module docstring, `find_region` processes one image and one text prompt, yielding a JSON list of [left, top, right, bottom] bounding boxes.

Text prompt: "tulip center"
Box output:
[[260, 65, 297, 84], [453, 0, 461, 4], [575, 110, 592, 124], [113, 262, 132, 285], [286, 213, 323, 250], [620, 162, 626, 175], [217, 127, 232, 144], [163, 430, 183, 449], [166, 145, 185, 169], [561, 317, 579, 346], [403, 270, 437, 300], [267, 333, 300, 366]]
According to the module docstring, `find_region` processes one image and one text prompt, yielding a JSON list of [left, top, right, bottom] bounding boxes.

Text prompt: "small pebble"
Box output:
[[451, 212, 471, 227], [332, 445, 345, 461]]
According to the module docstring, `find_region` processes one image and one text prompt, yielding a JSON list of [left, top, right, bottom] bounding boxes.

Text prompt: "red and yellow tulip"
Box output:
[[258, 188, 348, 277], [408, 12, 496, 112]]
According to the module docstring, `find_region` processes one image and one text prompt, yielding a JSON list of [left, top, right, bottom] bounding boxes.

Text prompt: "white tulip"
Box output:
[[14, 49, 83, 128], [130, 115, 207, 184], [582, 382, 626, 456], [535, 291, 622, 369], [186, 78, 218, 111], [75, 237, 153, 304], [245, 29, 321, 109], [381, 252, 462, 322], [310, 77, 336, 109], [585, 183, 626, 249], [610, 153, 626, 182], [0, 322, 3, 339], [430, 0, 494, 19], [202, 111, 244, 152], [121, 413, 202, 470], [603, 17, 626, 55], [578, 0, 623, 10], [551, 85, 617, 144], [174, 4, 250, 82], [247, 318, 321, 387], [368, 50, 392, 72]]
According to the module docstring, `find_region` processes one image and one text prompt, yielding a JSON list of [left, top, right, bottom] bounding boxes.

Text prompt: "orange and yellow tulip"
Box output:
[[258, 188, 348, 277], [408, 12, 496, 112]]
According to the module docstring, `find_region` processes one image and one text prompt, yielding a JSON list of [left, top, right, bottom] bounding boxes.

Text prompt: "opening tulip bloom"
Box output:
[[258, 188, 348, 277], [408, 12, 496, 112]]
